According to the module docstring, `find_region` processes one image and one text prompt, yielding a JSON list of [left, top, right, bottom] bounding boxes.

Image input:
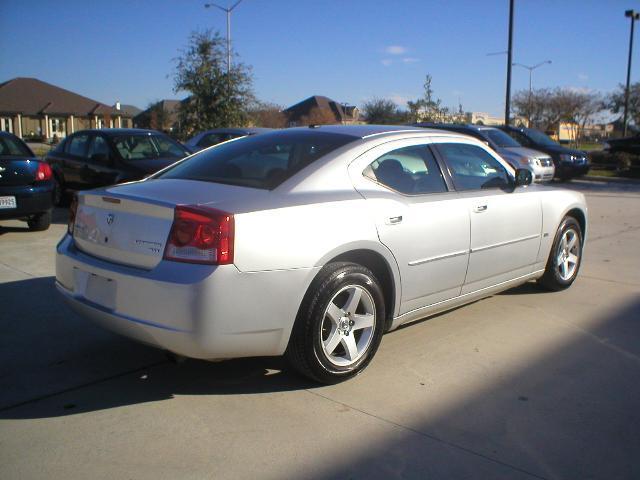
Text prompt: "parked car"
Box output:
[[56, 125, 587, 383], [498, 126, 589, 180], [415, 123, 555, 182], [0, 131, 54, 231], [602, 134, 640, 155], [45, 129, 191, 204], [185, 127, 274, 152]]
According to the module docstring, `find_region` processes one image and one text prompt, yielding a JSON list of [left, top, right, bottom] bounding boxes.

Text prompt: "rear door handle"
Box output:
[[474, 204, 488, 213], [386, 215, 403, 225]]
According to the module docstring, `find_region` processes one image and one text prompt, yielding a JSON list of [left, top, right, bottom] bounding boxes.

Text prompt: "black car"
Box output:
[[603, 134, 640, 155], [0, 131, 54, 231], [45, 129, 191, 203], [498, 125, 589, 180], [185, 127, 273, 152]]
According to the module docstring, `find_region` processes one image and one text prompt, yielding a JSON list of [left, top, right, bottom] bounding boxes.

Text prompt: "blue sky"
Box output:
[[0, 0, 635, 115]]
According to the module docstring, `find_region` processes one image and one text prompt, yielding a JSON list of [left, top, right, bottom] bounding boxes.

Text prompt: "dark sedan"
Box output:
[[603, 134, 640, 155], [45, 129, 190, 203], [185, 127, 273, 152], [498, 125, 589, 180], [0, 132, 54, 231]]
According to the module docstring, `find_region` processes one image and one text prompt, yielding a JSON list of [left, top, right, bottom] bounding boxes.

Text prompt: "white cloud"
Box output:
[[401, 57, 420, 64], [389, 93, 411, 107], [381, 58, 393, 67], [384, 45, 407, 55]]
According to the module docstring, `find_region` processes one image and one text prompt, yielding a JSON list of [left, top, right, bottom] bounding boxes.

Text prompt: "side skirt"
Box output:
[[389, 269, 545, 330]]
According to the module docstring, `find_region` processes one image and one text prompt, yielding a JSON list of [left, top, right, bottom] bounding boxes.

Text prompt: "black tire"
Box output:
[[52, 174, 67, 207], [27, 211, 52, 231], [538, 216, 583, 291], [285, 262, 386, 384]]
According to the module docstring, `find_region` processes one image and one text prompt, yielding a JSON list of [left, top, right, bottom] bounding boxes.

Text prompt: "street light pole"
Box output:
[[505, 0, 514, 126], [513, 60, 552, 126], [623, 9, 639, 137], [205, 0, 244, 75]]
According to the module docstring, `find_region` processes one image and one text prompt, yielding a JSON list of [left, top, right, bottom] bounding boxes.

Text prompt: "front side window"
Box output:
[[437, 143, 511, 191], [157, 131, 354, 190], [365, 145, 447, 195], [66, 133, 90, 157]]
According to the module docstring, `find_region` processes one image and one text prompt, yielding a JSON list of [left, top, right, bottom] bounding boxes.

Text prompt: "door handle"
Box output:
[[386, 215, 403, 225], [474, 204, 488, 213]]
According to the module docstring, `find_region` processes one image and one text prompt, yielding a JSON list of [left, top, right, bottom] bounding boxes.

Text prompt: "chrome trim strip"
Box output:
[[408, 250, 469, 266], [471, 234, 540, 253]]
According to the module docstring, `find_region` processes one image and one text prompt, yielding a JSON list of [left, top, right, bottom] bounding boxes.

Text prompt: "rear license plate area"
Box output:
[[0, 196, 16, 209]]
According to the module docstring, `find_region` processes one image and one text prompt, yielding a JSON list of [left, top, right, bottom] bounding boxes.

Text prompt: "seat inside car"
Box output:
[[375, 159, 414, 193]]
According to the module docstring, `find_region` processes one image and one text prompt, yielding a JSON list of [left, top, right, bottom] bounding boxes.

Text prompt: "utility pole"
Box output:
[[205, 0, 244, 75], [505, 0, 515, 126], [624, 9, 639, 137], [513, 61, 551, 126]]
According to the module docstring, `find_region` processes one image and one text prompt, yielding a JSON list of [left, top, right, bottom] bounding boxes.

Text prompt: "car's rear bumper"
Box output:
[[55, 234, 318, 359], [0, 182, 53, 219]]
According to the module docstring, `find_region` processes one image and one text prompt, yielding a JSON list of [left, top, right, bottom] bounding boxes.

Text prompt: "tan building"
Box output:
[[0, 77, 132, 141]]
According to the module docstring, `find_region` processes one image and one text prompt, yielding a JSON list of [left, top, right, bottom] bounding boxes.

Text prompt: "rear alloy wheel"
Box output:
[[538, 216, 582, 290], [286, 262, 385, 384], [27, 211, 52, 231]]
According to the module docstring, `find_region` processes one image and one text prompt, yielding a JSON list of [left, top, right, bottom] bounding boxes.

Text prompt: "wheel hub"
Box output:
[[338, 314, 354, 335]]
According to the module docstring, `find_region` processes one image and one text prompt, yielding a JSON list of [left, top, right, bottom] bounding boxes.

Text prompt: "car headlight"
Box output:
[[560, 154, 575, 162]]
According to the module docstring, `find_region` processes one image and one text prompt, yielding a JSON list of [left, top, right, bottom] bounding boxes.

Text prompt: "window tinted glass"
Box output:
[[438, 143, 511, 191], [525, 129, 558, 146], [153, 135, 188, 158], [113, 134, 187, 160], [66, 134, 90, 157], [365, 145, 447, 194], [484, 129, 521, 147], [199, 133, 227, 148], [88, 135, 110, 159], [158, 131, 355, 190], [0, 135, 32, 156]]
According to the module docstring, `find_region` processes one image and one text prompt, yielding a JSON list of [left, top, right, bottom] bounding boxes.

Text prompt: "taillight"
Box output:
[[163, 205, 234, 265], [35, 162, 52, 182], [68, 195, 78, 235]]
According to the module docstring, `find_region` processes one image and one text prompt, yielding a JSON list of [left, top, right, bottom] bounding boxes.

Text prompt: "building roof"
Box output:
[[284, 95, 357, 122], [0, 77, 125, 117], [115, 104, 142, 117]]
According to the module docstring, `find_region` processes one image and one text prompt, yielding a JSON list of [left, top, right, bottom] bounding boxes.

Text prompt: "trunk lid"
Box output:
[[0, 157, 38, 186], [73, 178, 271, 269]]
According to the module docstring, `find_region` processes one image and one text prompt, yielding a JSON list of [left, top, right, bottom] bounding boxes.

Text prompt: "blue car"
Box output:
[[0, 132, 54, 231]]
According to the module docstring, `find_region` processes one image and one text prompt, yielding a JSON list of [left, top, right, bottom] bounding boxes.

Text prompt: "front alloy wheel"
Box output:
[[538, 216, 583, 290]]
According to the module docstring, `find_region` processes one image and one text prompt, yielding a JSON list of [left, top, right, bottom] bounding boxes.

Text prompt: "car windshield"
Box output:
[[525, 129, 559, 146], [0, 135, 33, 157], [157, 131, 355, 189], [484, 129, 521, 148], [113, 134, 188, 160]]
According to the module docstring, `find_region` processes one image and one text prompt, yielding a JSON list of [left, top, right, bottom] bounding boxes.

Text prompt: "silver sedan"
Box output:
[[55, 125, 587, 383]]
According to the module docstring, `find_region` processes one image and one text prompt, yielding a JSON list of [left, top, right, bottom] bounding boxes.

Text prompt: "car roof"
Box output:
[[283, 124, 427, 139], [71, 128, 166, 136], [415, 123, 503, 133], [197, 127, 274, 135]]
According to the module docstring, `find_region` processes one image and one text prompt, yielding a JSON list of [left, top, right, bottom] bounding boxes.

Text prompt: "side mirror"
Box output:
[[514, 168, 533, 187]]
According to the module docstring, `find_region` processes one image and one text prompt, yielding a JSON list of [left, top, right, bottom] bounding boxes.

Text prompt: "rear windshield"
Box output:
[[112, 134, 189, 160], [0, 135, 33, 157], [484, 129, 521, 148], [156, 131, 356, 189]]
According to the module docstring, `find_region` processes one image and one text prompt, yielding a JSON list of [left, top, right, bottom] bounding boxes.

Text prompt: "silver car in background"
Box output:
[[417, 123, 555, 182], [56, 125, 587, 383]]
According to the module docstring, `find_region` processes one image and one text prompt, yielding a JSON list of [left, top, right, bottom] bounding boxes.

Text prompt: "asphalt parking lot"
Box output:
[[1, 180, 639, 480]]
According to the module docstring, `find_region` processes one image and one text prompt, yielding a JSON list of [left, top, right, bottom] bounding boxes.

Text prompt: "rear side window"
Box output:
[[365, 145, 447, 195], [66, 134, 90, 157], [437, 143, 511, 191], [0, 135, 32, 156], [157, 131, 355, 189]]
